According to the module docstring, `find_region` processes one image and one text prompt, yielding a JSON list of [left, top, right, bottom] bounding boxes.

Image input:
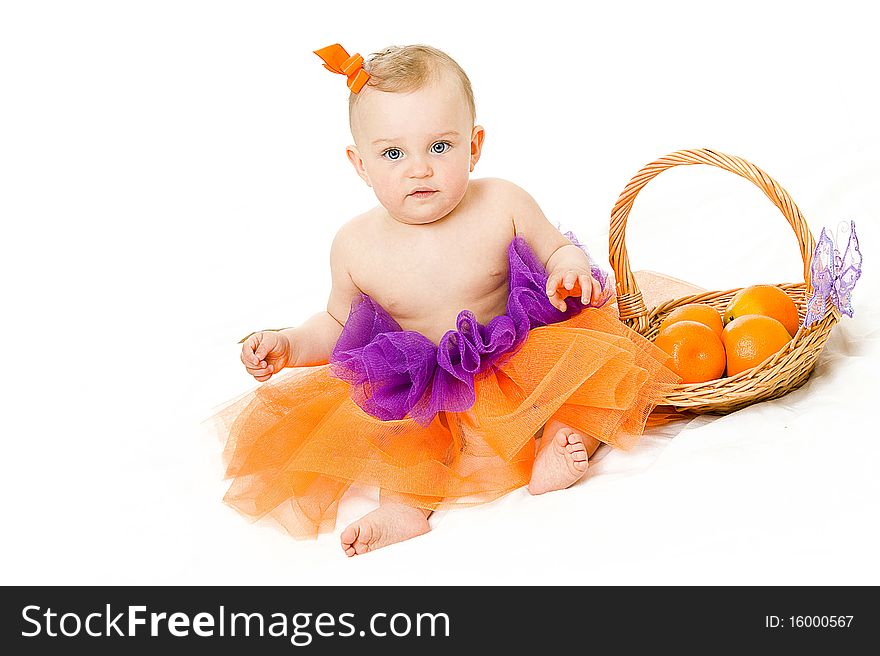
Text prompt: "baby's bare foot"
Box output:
[[528, 426, 589, 495], [340, 503, 431, 557]]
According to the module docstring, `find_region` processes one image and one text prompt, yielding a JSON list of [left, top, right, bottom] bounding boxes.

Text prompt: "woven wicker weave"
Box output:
[[609, 148, 841, 414]]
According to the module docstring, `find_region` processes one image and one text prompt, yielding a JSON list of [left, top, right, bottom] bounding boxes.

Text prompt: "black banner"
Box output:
[[1, 586, 873, 653]]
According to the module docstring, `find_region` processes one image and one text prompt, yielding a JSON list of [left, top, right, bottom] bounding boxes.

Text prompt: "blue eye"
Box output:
[[383, 148, 403, 161], [432, 141, 451, 154]]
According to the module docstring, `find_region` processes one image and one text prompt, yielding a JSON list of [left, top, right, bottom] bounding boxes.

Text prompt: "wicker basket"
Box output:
[[609, 148, 841, 414]]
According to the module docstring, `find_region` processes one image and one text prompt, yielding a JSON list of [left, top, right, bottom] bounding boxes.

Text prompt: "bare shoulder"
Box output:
[[475, 178, 570, 267], [330, 209, 379, 263], [469, 176, 549, 230], [471, 176, 534, 200], [462, 177, 524, 236], [333, 210, 367, 245]]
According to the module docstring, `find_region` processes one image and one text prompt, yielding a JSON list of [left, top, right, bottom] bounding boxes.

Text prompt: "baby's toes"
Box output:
[[566, 436, 588, 470], [354, 524, 374, 555], [566, 438, 586, 454], [340, 525, 357, 550], [554, 428, 574, 447]]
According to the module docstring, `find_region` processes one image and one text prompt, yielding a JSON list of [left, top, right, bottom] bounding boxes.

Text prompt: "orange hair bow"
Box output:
[[313, 43, 370, 94]]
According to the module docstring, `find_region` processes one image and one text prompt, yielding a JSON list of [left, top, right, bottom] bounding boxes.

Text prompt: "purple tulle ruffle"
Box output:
[[329, 234, 611, 426]]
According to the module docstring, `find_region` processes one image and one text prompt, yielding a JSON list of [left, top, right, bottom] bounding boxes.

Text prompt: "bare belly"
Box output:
[[394, 285, 511, 346]]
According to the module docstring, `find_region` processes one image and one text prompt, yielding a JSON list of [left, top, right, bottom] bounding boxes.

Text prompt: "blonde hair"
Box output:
[[348, 44, 476, 135]]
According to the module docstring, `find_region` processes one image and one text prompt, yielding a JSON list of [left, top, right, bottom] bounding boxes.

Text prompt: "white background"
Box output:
[[1, 0, 878, 584]]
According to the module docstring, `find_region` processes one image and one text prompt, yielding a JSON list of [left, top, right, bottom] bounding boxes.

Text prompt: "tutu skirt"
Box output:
[[207, 296, 681, 539]]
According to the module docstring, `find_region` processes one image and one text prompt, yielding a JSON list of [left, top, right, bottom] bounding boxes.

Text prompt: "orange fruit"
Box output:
[[659, 303, 724, 336], [654, 320, 727, 383], [721, 314, 792, 376], [723, 284, 799, 337]]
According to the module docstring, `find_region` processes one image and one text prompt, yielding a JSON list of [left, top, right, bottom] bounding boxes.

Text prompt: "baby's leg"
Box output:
[[528, 415, 600, 495], [340, 490, 432, 557]]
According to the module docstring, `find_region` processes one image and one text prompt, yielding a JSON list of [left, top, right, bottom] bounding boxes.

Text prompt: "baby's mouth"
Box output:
[[408, 189, 437, 199]]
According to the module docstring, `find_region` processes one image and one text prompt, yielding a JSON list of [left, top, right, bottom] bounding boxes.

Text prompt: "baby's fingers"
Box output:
[[253, 334, 273, 363], [248, 362, 274, 381], [545, 270, 562, 298], [546, 272, 569, 312], [240, 336, 261, 367], [547, 292, 568, 312], [579, 274, 601, 304]]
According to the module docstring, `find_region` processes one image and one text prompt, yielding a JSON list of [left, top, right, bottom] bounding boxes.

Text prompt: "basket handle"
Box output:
[[609, 148, 816, 330]]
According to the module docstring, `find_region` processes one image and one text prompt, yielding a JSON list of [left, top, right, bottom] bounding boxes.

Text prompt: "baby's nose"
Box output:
[[406, 155, 433, 177]]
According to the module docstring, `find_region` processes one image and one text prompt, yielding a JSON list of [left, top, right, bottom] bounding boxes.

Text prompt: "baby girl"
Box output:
[[217, 44, 677, 556]]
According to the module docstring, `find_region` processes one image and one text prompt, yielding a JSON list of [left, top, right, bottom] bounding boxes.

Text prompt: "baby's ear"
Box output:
[[345, 145, 372, 187], [469, 125, 486, 171]]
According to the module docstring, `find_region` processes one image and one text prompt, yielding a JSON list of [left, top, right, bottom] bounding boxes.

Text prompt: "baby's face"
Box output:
[[347, 74, 483, 225]]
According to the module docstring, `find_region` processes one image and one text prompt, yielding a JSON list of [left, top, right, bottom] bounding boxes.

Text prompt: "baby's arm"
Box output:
[[277, 227, 361, 367], [507, 181, 603, 311]]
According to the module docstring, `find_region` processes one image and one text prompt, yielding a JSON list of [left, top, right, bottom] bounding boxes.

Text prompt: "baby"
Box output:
[[222, 44, 675, 556]]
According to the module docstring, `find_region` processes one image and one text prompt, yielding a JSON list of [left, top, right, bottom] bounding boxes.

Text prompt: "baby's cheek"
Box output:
[[373, 183, 401, 209], [444, 175, 470, 207]]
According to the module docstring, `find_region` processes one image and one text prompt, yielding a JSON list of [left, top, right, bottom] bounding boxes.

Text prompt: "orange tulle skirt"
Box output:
[[207, 300, 682, 538]]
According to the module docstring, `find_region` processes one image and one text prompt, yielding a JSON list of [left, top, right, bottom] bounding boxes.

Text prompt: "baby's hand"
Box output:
[[240, 331, 293, 382], [546, 266, 603, 312]]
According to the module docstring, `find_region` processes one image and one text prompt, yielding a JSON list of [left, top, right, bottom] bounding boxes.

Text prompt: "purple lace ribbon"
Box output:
[[330, 234, 611, 426], [803, 220, 862, 328]]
